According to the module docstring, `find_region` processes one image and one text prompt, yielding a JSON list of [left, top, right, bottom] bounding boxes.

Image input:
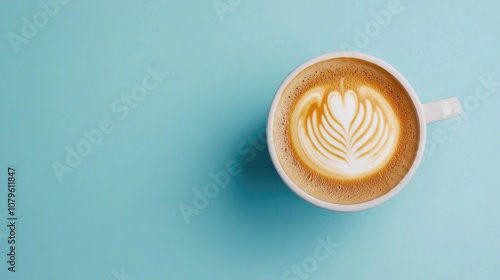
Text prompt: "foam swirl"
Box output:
[[290, 82, 400, 179]]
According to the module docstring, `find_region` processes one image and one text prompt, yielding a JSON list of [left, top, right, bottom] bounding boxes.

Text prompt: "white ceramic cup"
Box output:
[[267, 51, 462, 212]]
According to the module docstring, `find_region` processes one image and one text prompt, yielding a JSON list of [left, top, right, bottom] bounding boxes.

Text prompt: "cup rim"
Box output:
[[267, 51, 427, 212]]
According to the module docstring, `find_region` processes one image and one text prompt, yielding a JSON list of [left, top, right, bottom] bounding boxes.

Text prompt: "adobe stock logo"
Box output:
[[213, 0, 243, 21], [339, 0, 403, 51], [282, 235, 340, 280], [110, 267, 135, 280], [7, 0, 70, 54], [51, 65, 169, 182], [418, 74, 500, 162], [179, 128, 267, 224]]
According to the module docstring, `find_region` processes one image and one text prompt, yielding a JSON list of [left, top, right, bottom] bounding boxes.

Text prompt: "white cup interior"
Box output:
[[267, 51, 427, 212]]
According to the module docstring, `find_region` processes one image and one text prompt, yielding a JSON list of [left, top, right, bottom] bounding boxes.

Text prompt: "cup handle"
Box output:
[[422, 97, 462, 124]]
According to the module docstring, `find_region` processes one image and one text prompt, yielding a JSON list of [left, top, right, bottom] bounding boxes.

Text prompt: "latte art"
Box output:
[[273, 57, 420, 204], [291, 82, 400, 179]]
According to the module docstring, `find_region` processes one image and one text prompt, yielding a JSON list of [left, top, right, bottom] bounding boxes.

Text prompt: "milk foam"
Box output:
[[273, 57, 420, 204], [290, 80, 400, 179]]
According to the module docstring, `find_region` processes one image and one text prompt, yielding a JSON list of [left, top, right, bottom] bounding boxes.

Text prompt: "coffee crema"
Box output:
[[273, 57, 420, 204]]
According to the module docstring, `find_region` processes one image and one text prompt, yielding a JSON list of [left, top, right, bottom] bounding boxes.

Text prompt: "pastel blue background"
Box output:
[[1, 0, 499, 279]]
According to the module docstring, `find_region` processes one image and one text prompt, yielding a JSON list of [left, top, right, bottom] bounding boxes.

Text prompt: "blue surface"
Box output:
[[1, 0, 499, 279]]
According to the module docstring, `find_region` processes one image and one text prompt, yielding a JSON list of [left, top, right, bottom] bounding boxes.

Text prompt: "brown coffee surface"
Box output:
[[273, 57, 420, 204]]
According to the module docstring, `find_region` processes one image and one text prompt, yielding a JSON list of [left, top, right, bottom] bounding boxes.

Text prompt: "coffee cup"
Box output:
[[267, 52, 462, 211]]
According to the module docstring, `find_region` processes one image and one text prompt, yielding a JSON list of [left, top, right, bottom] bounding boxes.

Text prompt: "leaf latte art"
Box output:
[[290, 84, 400, 179]]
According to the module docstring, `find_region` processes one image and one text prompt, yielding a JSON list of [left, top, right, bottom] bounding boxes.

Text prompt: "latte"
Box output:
[[272, 57, 420, 204]]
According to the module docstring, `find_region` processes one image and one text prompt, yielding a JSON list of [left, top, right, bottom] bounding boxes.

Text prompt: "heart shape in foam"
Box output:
[[328, 90, 358, 132]]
